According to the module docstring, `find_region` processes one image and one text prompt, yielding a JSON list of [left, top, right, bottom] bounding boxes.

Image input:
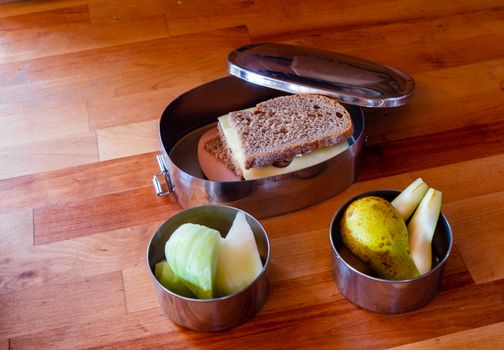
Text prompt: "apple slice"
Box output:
[[215, 212, 263, 296]]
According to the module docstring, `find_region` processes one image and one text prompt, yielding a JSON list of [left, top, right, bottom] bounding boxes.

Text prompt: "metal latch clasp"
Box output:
[[153, 154, 174, 196]]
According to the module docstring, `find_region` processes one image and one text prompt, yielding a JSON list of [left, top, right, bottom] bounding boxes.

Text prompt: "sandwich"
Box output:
[[204, 94, 354, 180]]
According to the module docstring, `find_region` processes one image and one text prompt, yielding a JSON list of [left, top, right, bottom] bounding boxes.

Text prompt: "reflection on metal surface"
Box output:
[[228, 43, 415, 107]]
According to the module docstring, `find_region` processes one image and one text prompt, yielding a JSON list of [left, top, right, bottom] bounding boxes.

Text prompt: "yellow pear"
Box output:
[[340, 196, 420, 280]]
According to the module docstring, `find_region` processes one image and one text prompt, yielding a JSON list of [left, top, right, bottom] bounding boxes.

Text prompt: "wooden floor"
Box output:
[[0, 0, 504, 349]]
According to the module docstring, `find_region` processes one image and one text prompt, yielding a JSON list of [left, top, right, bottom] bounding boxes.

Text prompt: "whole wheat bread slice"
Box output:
[[204, 135, 243, 178], [223, 94, 353, 170]]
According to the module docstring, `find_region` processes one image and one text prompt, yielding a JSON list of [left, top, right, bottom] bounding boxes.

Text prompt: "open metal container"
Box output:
[[153, 43, 414, 218]]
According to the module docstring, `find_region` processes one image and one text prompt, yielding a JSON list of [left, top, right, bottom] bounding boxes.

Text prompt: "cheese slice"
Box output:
[[218, 114, 349, 180]]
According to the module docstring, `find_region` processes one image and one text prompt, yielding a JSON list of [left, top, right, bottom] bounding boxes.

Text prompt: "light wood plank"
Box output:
[[0, 271, 126, 339], [0, 6, 169, 64], [0, 221, 159, 292], [97, 120, 159, 161], [410, 154, 504, 204], [387, 321, 504, 350], [87, 85, 193, 130], [0, 152, 159, 214], [9, 308, 174, 350], [122, 263, 159, 313], [0, 209, 33, 256], [0, 102, 89, 147], [0, 26, 250, 105], [0, 133, 98, 180], [444, 191, 504, 284]]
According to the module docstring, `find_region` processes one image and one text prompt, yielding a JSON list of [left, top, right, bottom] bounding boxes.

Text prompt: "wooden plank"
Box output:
[[0, 0, 87, 18], [87, 0, 165, 24], [33, 186, 179, 244], [97, 120, 160, 161], [0, 221, 159, 292], [387, 321, 504, 350], [9, 308, 174, 350], [278, 5, 504, 75], [409, 154, 504, 204], [0, 102, 89, 148], [163, 0, 504, 38], [444, 191, 504, 284], [0, 4, 89, 30], [0, 133, 98, 180], [0, 7, 169, 64], [0, 209, 33, 256], [6, 246, 475, 350], [64, 280, 504, 350], [122, 263, 159, 313], [364, 59, 504, 143], [360, 121, 504, 181], [87, 85, 192, 130], [0, 151, 159, 214], [0, 26, 250, 105], [0, 271, 126, 339]]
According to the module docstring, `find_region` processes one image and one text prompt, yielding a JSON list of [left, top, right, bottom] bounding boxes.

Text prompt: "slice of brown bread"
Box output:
[[204, 135, 244, 179], [226, 94, 353, 170]]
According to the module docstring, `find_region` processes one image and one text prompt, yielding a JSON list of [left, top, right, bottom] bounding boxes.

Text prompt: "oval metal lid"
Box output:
[[228, 43, 415, 108]]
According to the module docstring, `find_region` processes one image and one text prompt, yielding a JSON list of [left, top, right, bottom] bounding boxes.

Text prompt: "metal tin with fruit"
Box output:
[[329, 190, 453, 313], [146, 205, 270, 331]]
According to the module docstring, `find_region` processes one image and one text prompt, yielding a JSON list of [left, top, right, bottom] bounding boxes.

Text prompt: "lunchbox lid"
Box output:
[[227, 43, 414, 108]]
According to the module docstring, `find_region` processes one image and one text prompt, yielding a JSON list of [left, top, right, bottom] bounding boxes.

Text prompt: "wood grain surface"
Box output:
[[1, 1, 503, 349]]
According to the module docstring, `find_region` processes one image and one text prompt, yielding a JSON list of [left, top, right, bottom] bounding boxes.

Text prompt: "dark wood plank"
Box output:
[[359, 120, 504, 181], [33, 186, 179, 244]]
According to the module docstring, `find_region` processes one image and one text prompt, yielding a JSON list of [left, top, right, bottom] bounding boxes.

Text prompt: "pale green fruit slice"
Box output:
[[165, 223, 220, 299], [215, 212, 263, 296], [391, 178, 429, 222], [154, 260, 195, 298], [408, 188, 443, 274]]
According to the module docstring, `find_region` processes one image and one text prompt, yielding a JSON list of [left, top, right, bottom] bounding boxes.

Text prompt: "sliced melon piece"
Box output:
[[165, 223, 220, 299], [154, 260, 195, 298], [215, 212, 263, 296]]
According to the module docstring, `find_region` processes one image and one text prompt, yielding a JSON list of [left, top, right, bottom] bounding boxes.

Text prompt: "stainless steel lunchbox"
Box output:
[[153, 43, 414, 218]]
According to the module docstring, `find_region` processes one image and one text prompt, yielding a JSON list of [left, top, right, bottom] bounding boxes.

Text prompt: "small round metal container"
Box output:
[[146, 205, 270, 332], [329, 190, 453, 313]]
